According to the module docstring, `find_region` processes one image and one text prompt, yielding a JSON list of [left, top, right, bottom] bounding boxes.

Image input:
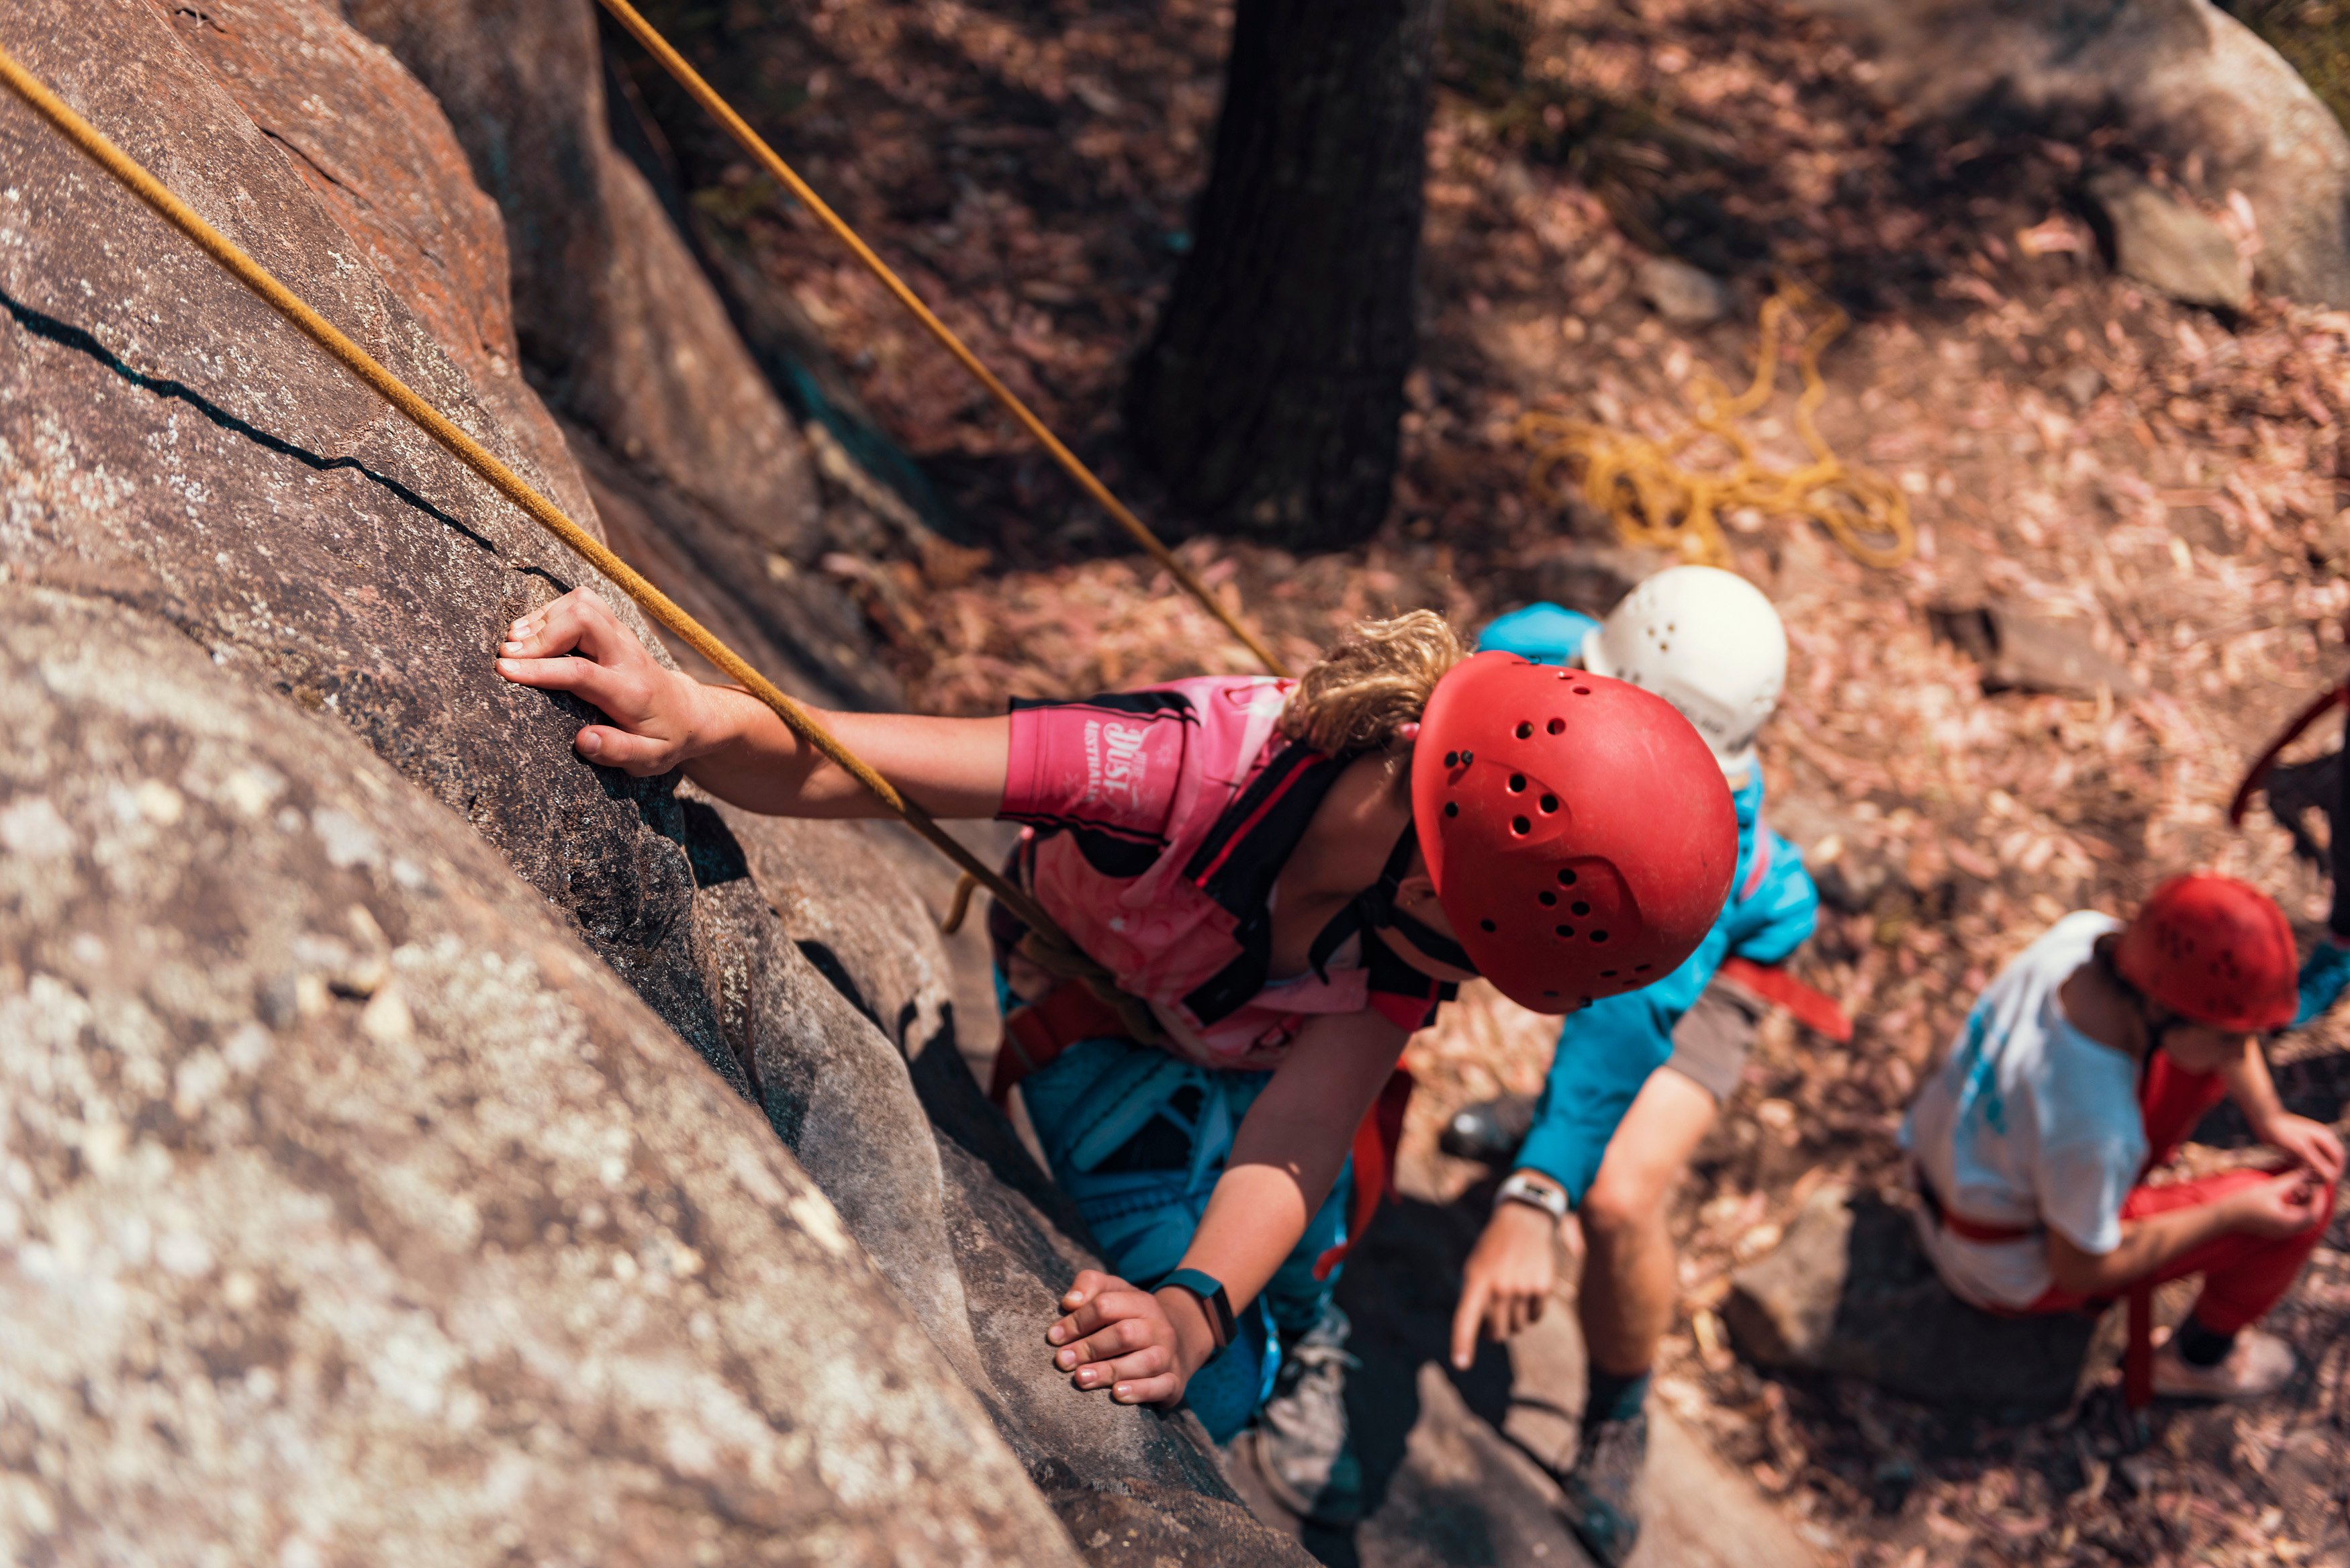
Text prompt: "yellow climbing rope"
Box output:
[[594, 0, 1289, 679], [0, 38, 1145, 1010], [1515, 281, 1915, 571]]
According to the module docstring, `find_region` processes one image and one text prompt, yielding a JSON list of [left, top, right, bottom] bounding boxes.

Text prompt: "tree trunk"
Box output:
[[1125, 0, 1442, 550]]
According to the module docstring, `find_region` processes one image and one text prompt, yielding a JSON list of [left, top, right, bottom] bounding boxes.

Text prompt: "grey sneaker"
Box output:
[[1246, 1306, 1364, 1526], [1557, 1410, 1647, 1567]]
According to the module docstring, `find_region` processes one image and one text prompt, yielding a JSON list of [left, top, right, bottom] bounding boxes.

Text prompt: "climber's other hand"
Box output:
[[1049, 1269, 1189, 1407], [496, 586, 714, 776]]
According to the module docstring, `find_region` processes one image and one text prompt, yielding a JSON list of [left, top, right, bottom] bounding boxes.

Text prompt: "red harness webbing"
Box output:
[[1718, 955, 1852, 1042]]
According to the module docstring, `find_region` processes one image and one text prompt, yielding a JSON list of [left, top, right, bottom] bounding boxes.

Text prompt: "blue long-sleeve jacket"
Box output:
[[1478, 602, 1820, 1202]]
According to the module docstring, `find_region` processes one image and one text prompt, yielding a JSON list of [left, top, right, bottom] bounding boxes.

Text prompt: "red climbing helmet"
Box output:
[[1411, 651, 1739, 1013], [2113, 873, 2296, 1032]]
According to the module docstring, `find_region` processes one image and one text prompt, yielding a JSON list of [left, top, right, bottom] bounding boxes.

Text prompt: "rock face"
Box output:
[[0, 2, 1307, 1561], [1800, 0, 2350, 307], [338, 0, 908, 709], [0, 585, 1076, 1565], [1723, 1187, 2100, 1422]]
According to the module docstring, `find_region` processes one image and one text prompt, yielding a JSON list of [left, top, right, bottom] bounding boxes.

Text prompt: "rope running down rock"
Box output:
[[0, 38, 1145, 1018], [595, 0, 1290, 680]]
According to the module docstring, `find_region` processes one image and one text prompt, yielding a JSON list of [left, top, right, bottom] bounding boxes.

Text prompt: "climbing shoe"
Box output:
[[2153, 1328, 2297, 1402], [1556, 1410, 1648, 1567], [1439, 1095, 1537, 1165], [2295, 939, 2350, 1027], [1246, 1306, 1365, 1526]]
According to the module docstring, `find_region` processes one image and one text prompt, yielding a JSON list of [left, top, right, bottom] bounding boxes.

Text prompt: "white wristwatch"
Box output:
[[1495, 1171, 1570, 1221]]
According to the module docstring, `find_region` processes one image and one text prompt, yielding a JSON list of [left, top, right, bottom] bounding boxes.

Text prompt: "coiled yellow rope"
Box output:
[[0, 38, 1143, 1009], [1515, 282, 1914, 571]]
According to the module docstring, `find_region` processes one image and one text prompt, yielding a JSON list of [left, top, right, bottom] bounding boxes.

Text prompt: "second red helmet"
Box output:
[[1412, 651, 1738, 1013], [2114, 873, 2296, 1032]]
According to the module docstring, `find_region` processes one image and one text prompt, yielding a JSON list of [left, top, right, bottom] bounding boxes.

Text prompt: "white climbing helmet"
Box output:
[[1581, 566, 1787, 778]]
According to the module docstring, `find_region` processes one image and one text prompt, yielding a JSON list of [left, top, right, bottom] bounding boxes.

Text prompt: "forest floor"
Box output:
[[618, 0, 2350, 1563]]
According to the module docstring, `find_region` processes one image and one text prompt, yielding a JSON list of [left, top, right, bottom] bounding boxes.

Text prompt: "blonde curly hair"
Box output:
[[1278, 609, 1467, 756]]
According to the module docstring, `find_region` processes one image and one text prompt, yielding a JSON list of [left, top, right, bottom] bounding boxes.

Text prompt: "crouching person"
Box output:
[[1906, 876, 2343, 1402], [1445, 567, 1819, 1566]]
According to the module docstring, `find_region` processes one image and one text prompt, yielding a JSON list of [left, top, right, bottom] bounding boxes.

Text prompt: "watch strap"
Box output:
[[1157, 1268, 1237, 1351], [1496, 1171, 1570, 1221]]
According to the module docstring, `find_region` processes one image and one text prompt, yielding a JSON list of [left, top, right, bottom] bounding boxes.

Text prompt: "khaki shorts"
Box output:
[[1662, 978, 1762, 1103]]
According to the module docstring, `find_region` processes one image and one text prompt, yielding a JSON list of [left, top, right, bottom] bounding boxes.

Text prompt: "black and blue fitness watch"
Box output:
[[1156, 1268, 1237, 1352]]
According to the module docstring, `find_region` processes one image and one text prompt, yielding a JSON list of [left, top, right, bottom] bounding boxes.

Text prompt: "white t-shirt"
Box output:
[[1901, 912, 2146, 1307]]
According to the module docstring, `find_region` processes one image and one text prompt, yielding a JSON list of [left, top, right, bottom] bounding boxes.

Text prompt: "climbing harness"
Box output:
[[986, 977, 1410, 1283], [593, 0, 1288, 680], [0, 39, 1145, 1016], [1515, 281, 1916, 571]]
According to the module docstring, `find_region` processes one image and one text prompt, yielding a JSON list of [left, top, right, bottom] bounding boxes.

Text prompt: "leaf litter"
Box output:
[[618, 0, 2350, 1559]]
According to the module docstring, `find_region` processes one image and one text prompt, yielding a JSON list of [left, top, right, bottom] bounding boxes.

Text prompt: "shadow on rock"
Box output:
[[1726, 1186, 2099, 1422]]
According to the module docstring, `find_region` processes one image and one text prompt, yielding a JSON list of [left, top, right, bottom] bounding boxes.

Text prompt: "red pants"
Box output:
[[2023, 1056, 2335, 1332]]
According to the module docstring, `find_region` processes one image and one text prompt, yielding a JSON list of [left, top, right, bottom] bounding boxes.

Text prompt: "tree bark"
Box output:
[[1125, 0, 1442, 550]]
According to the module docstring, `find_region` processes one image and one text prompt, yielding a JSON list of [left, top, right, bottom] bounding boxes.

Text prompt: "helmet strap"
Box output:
[[1309, 826, 1477, 980]]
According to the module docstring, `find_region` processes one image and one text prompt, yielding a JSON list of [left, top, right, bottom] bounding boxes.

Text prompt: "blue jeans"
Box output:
[[1018, 1034, 1351, 1442]]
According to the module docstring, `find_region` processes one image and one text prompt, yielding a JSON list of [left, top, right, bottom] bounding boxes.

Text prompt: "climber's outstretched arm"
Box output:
[[494, 586, 1009, 817]]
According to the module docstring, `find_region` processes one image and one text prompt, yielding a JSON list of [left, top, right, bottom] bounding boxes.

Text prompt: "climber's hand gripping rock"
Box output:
[[498, 587, 716, 777], [496, 587, 1013, 816], [1049, 1269, 1205, 1406]]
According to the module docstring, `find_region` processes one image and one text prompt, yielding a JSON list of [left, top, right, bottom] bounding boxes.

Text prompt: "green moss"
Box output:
[[2228, 0, 2350, 131]]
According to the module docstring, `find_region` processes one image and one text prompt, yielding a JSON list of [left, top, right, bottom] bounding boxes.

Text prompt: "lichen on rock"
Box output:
[[0, 2, 1309, 1560]]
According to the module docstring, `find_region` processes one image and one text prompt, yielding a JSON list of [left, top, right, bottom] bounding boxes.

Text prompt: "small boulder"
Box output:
[[2087, 167, 2253, 311], [1724, 1187, 2100, 1422], [1636, 256, 1734, 326], [1928, 599, 2144, 701]]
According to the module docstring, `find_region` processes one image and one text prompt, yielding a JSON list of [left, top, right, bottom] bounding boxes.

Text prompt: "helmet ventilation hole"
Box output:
[[1548, 717, 1565, 734], [1554, 924, 1575, 938], [1601, 969, 1618, 979], [1539, 795, 1559, 814], [1539, 891, 1557, 907], [1480, 919, 1497, 932], [1556, 868, 1578, 886], [1590, 930, 1609, 943], [1514, 720, 1533, 739], [1444, 750, 1459, 767], [1508, 774, 1527, 793], [1444, 801, 1460, 818], [1573, 686, 1591, 696], [1572, 901, 1590, 916], [1511, 816, 1532, 836], [1634, 963, 1652, 973]]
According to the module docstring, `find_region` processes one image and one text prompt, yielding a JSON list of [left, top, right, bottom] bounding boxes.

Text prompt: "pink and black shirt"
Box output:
[[994, 675, 1452, 1071]]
